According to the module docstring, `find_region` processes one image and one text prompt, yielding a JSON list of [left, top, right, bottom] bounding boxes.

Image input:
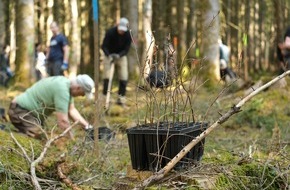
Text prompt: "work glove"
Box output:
[[61, 61, 69, 70], [85, 124, 94, 141]]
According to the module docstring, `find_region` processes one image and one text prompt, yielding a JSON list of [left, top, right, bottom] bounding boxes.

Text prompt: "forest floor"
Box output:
[[0, 74, 289, 189]]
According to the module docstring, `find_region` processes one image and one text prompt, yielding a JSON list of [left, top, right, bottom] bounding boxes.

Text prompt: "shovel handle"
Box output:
[[105, 62, 115, 109]]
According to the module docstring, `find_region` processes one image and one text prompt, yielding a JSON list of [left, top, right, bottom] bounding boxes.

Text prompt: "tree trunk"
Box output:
[[142, 0, 155, 80], [80, 0, 94, 76], [121, 0, 139, 79], [69, 0, 80, 77], [63, 0, 71, 37], [14, 0, 35, 86], [200, 0, 220, 84], [35, 0, 46, 43], [243, 0, 250, 81], [152, 0, 167, 65], [0, 0, 6, 45], [177, 0, 186, 67], [8, 1, 16, 71], [229, 0, 239, 69], [186, 0, 196, 60], [53, 0, 64, 28], [46, 0, 53, 46]]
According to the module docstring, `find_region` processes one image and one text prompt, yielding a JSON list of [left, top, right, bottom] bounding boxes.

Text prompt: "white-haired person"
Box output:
[[8, 74, 94, 139]]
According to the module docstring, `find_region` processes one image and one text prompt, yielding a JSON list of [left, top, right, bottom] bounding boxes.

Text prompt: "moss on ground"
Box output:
[[0, 77, 290, 189], [215, 162, 287, 190]]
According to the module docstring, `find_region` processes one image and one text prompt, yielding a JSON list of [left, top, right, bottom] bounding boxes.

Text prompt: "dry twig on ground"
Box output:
[[10, 121, 79, 190]]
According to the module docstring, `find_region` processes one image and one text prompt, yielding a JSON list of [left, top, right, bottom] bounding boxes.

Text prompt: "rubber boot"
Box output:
[[118, 80, 127, 97], [117, 80, 127, 105]]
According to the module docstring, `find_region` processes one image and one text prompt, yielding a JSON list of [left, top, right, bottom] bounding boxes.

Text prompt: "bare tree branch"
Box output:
[[10, 133, 32, 163], [11, 121, 79, 190], [134, 70, 290, 189]]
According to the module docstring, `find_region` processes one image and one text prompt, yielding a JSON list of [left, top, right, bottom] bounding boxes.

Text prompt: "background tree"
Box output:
[[176, 0, 186, 67], [120, 0, 139, 78], [0, 0, 6, 45], [199, 0, 220, 85], [14, 0, 35, 86], [69, 0, 80, 77], [80, 0, 94, 76]]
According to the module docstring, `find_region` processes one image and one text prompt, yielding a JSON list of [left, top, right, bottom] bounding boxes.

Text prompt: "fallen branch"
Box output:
[[11, 121, 79, 190], [57, 162, 82, 190], [135, 70, 290, 189]]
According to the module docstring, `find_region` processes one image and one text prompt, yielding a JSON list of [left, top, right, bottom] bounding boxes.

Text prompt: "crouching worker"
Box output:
[[219, 39, 236, 82], [8, 74, 95, 139]]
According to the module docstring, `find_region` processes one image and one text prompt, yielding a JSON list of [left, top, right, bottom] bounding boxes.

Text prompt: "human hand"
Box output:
[[61, 62, 69, 70], [85, 124, 94, 141]]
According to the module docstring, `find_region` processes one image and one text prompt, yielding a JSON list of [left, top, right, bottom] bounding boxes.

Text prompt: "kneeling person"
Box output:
[[8, 74, 94, 139]]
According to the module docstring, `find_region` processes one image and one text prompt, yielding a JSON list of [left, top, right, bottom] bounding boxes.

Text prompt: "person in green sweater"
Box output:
[[8, 74, 94, 139]]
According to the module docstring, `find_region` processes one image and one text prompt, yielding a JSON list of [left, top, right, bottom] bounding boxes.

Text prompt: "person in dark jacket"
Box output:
[[278, 26, 290, 71], [0, 45, 13, 86], [101, 17, 132, 106]]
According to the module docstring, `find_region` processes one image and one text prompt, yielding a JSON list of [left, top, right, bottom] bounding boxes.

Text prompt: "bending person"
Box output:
[[8, 74, 94, 139]]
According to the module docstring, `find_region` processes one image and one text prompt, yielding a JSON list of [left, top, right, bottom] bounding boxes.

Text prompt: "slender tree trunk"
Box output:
[[177, 0, 186, 67], [273, 0, 284, 60], [14, 0, 35, 85], [80, 0, 93, 76], [152, 0, 167, 65], [121, 0, 139, 79], [35, 0, 45, 43], [142, 0, 155, 80], [259, 0, 266, 70], [63, 0, 71, 37], [200, 0, 220, 84], [243, 0, 250, 81], [69, 0, 80, 77], [230, 0, 239, 69], [46, 0, 53, 46], [8, 1, 16, 71], [0, 0, 6, 45], [186, 0, 196, 60], [53, 0, 64, 28]]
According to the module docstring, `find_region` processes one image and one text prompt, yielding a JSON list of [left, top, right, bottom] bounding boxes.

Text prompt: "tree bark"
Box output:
[[80, 0, 94, 76], [177, 0, 186, 67], [142, 0, 155, 80], [14, 0, 35, 86], [200, 0, 220, 84], [0, 0, 6, 45], [186, 0, 196, 60], [69, 0, 80, 77], [122, 0, 139, 79]]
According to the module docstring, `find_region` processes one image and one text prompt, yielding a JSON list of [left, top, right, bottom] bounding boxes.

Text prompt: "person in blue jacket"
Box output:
[[46, 21, 69, 76]]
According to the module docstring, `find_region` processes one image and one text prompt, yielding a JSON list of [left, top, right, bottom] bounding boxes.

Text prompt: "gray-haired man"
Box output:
[[8, 74, 94, 139]]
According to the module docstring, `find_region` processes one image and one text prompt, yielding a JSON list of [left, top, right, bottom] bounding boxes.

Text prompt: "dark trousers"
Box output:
[[220, 68, 236, 81], [8, 102, 43, 138], [46, 60, 63, 76]]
